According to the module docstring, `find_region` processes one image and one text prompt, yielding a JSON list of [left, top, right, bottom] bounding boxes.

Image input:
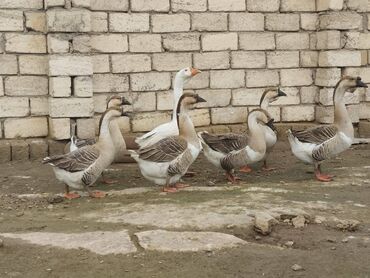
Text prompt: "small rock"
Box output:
[[292, 215, 306, 228], [46, 268, 52, 272], [336, 220, 360, 232], [83, 226, 88, 229], [291, 264, 304, 271], [331, 247, 336, 250], [327, 238, 336, 243], [284, 241, 294, 247], [47, 195, 64, 204], [255, 236, 261, 240], [47, 205, 54, 210], [280, 214, 297, 221], [342, 238, 349, 243], [226, 224, 235, 229], [314, 216, 326, 224], [254, 212, 278, 235], [16, 212, 24, 217], [283, 219, 291, 224]]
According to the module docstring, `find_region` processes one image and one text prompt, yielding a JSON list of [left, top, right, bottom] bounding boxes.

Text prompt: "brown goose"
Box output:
[[43, 107, 130, 199], [130, 93, 206, 193], [287, 76, 368, 182], [198, 109, 274, 183]]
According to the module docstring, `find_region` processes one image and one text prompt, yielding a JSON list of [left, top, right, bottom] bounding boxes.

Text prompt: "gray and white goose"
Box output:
[[287, 76, 368, 182], [130, 93, 206, 193], [43, 107, 131, 199], [198, 109, 274, 183]]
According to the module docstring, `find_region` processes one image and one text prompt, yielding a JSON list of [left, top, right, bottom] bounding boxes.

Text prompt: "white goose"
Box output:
[[198, 109, 274, 183], [130, 93, 206, 192], [43, 107, 130, 199], [288, 76, 367, 182], [135, 67, 201, 148]]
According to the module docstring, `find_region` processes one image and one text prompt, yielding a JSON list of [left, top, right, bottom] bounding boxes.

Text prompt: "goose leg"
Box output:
[[314, 163, 332, 182], [262, 159, 276, 171], [101, 171, 118, 185], [239, 165, 252, 173], [162, 177, 177, 193], [226, 171, 241, 184], [318, 164, 334, 179], [86, 186, 106, 198], [63, 184, 80, 199]]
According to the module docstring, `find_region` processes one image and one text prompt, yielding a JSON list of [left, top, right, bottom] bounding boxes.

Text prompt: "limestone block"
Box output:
[[317, 0, 343, 10], [49, 118, 71, 140], [208, 0, 245, 11], [267, 51, 299, 69], [191, 13, 227, 31], [30, 97, 49, 116], [188, 109, 210, 127], [318, 50, 362, 67], [131, 0, 169, 12], [315, 68, 341, 87], [211, 107, 248, 124], [48, 139, 65, 155], [5, 33, 46, 53], [319, 88, 359, 106], [49, 55, 92, 76], [239, 33, 275, 50], [28, 139, 48, 160], [0, 55, 17, 74], [281, 0, 315, 11], [282, 106, 315, 122], [93, 74, 129, 93], [276, 33, 309, 50], [73, 35, 90, 53], [5, 76, 48, 96], [0, 10, 23, 31], [47, 9, 90, 32], [130, 72, 171, 91], [49, 77, 71, 97], [300, 86, 319, 104], [163, 33, 199, 51], [301, 51, 319, 67], [132, 111, 171, 132], [301, 13, 318, 31], [194, 52, 229, 70], [210, 70, 245, 89], [229, 13, 264, 31], [343, 67, 370, 83], [112, 54, 151, 73], [171, 0, 206, 11], [0, 97, 29, 117], [0, 0, 43, 9], [0, 78, 3, 96], [4, 117, 48, 138], [246, 70, 279, 88], [49, 98, 94, 118], [91, 0, 128, 11], [347, 0, 370, 12], [359, 103, 370, 120], [269, 87, 300, 106], [45, 0, 65, 8], [232, 88, 265, 106], [129, 34, 161, 53], [93, 94, 108, 113], [316, 31, 341, 49], [11, 140, 29, 161], [110, 13, 149, 33], [183, 72, 209, 89], [196, 89, 231, 108], [76, 118, 95, 139], [247, 0, 280, 11], [122, 92, 156, 112], [320, 12, 362, 30], [19, 55, 48, 75], [153, 53, 192, 71], [47, 34, 70, 53], [345, 32, 370, 50], [316, 105, 359, 123], [231, 51, 265, 69], [72, 0, 90, 8], [202, 33, 237, 51], [91, 34, 128, 53], [74, 76, 93, 97], [92, 55, 110, 73], [91, 12, 108, 32], [281, 69, 313, 87], [152, 14, 190, 33], [266, 14, 299, 31]]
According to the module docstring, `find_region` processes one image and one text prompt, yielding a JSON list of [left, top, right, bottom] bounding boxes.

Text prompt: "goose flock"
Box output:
[[42, 67, 368, 198]]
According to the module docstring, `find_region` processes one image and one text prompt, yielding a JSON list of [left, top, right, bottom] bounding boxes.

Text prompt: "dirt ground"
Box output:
[[1, 141, 370, 278]]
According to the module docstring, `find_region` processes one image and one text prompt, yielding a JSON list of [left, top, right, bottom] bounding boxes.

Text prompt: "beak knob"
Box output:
[[191, 68, 201, 76]]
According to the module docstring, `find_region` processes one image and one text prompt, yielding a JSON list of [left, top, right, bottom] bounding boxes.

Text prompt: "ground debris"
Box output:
[[335, 219, 360, 232], [292, 215, 306, 228], [47, 195, 64, 204], [291, 264, 304, 271], [284, 241, 294, 247], [253, 212, 278, 235], [0, 238, 3, 248]]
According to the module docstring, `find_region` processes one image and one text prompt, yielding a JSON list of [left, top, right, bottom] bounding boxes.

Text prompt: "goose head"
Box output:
[[337, 76, 368, 93], [260, 88, 287, 107], [176, 67, 201, 83], [176, 92, 206, 114], [107, 95, 131, 108]]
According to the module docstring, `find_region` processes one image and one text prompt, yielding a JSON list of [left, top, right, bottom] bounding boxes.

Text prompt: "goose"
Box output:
[[198, 109, 275, 183], [42, 107, 131, 199], [135, 67, 201, 149], [130, 93, 206, 193], [287, 76, 368, 182], [240, 88, 287, 173]]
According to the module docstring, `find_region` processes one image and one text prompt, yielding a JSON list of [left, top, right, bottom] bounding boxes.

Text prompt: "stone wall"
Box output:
[[0, 0, 369, 160]]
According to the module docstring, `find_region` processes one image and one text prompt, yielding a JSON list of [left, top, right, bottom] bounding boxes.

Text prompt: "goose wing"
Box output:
[[43, 145, 100, 172], [291, 125, 337, 145], [74, 138, 96, 149], [200, 132, 249, 154], [138, 136, 187, 163]]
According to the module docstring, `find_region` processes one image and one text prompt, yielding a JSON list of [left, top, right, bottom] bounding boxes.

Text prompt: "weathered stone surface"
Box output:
[[5, 76, 48, 96], [92, 55, 110, 73], [49, 98, 94, 118], [49, 55, 92, 76], [129, 34, 161, 53], [315, 68, 341, 87], [122, 92, 156, 112], [301, 51, 318, 68], [0, 10, 23, 31], [1, 231, 136, 255], [28, 139, 48, 160], [19, 55, 48, 75], [183, 72, 209, 89], [152, 14, 190, 33], [202, 33, 238, 51], [163, 33, 199, 51], [132, 111, 171, 132], [131, 72, 171, 91], [131, 0, 169, 11], [267, 51, 299, 69], [212, 107, 248, 124], [320, 12, 362, 30], [136, 230, 245, 252], [30, 97, 49, 116], [0, 141, 11, 162], [93, 74, 129, 93], [254, 212, 278, 235], [172, 0, 206, 11], [300, 87, 319, 104], [47, 9, 90, 32], [109, 13, 149, 33], [317, 0, 343, 11], [319, 50, 362, 67], [112, 54, 151, 73], [5, 33, 46, 53], [91, 0, 128, 11], [74, 76, 93, 97], [10, 140, 29, 161], [72, 0, 90, 8], [301, 13, 318, 30], [47, 34, 70, 53], [246, 70, 279, 88], [347, 0, 370, 12], [71, 35, 90, 54], [345, 32, 370, 50], [49, 118, 70, 140], [153, 53, 191, 71], [210, 70, 245, 89], [208, 0, 245, 11], [276, 33, 309, 50], [0, 97, 29, 118], [196, 89, 231, 108], [0, 55, 18, 74], [50, 77, 71, 97], [280, 69, 313, 87], [0, 0, 43, 9], [282, 105, 315, 122], [266, 14, 299, 31], [292, 215, 306, 228], [192, 13, 227, 31], [91, 34, 128, 53], [4, 117, 48, 138], [76, 118, 95, 139], [229, 13, 264, 31], [194, 52, 229, 70], [239, 33, 275, 50], [247, 0, 279, 11], [232, 88, 265, 106], [232, 51, 265, 69], [281, 0, 315, 11], [45, 0, 64, 7], [91, 12, 107, 32], [316, 31, 341, 50]]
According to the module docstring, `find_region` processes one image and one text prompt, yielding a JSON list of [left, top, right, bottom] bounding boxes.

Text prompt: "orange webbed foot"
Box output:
[[89, 191, 106, 198], [101, 178, 118, 185], [162, 187, 177, 193], [64, 192, 81, 200], [239, 166, 252, 173], [174, 183, 191, 189]]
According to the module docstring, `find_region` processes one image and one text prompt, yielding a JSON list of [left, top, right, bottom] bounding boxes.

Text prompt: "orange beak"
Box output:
[[191, 68, 201, 76]]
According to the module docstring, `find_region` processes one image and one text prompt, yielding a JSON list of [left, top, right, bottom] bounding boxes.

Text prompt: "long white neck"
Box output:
[[247, 114, 266, 153], [260, 98, 269, 110], [172, 75, 185, 119], [99, 112, 115, 143], [178, 105, 198, 146], [333, 83, 353, 138]]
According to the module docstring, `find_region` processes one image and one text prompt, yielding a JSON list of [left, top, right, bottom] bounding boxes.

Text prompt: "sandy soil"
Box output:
[[1, 142, 370, 278]]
